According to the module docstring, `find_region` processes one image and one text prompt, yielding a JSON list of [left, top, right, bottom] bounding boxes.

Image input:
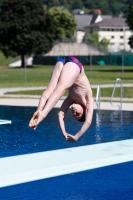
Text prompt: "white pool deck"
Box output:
[[0, 139, 133, 188], [0, 86, 133, 188], [0, 98, 133, 111]]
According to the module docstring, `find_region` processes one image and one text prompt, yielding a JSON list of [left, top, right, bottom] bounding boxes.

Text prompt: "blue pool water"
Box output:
[[0, 106, 133, 158], [0, 161, 133, 200], [0, 106, 133, 199]]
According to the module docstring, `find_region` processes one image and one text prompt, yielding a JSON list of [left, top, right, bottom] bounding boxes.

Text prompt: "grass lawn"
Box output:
[[5, 87, 133, 98], [0, 52, 12, 67], [0, 64, 133, 87], [0, 52, 133, 98]]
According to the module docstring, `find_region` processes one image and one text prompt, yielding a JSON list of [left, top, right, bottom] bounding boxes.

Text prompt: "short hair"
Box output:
[[77, 110, 85, 122]]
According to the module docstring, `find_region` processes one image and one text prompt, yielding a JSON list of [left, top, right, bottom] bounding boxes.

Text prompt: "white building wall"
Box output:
[[98, 29, 131, 52], [95, 15, 103, 23], [76, 31, 85, 43], [85, 23, 132, 52], [45, 42, 104, 56]]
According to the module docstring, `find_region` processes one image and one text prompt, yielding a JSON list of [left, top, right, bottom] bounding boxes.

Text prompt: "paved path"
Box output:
[[0, 83, 133, 96], [0, 84, 132, 111], [0, 86, 47, 96], [91, 83, 133, 88]]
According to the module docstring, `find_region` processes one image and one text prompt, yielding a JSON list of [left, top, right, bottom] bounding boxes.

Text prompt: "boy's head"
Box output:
[[71, 102, 85, 122]]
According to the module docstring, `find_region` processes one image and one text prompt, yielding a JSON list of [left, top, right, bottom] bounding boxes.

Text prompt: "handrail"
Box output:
[[96, 85, 101, 110], [110, 78, 122, 110]]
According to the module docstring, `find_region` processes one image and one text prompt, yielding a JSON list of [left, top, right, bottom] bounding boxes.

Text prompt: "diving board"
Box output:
[[0, 120, 12, 125], [0, 139, 133, 188]]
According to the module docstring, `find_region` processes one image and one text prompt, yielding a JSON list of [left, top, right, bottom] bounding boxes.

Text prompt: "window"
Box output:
[[120, 36, 123, 39], [111, 36, 114, 38]]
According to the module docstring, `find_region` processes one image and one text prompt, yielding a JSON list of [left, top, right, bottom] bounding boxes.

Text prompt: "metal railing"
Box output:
[[110, 78, 122, 110], [96, 85, 101, 110]]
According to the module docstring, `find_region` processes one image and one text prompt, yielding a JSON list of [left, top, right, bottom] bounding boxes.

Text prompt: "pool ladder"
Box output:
[[110, 78, 122, 110], [96, 85, 101, 110], [96, 78, 122, 110]]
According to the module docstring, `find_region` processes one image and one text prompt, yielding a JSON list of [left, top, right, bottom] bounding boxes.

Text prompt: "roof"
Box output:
[[74, 15, 93, 31], [85, 17, 128, 28], [74, 14, 112, 31]]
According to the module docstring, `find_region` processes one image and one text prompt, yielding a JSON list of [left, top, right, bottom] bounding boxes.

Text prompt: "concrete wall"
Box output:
[[45, 42, 105, 56]]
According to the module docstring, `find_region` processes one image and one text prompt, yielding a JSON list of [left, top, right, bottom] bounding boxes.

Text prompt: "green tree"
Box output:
[[48, 7, 76, 40], [71, 0, 83, 9], [100, 38, 110, 50], [39, 0, 131, 16], [126, 0, 133, 48], [128, 36, 133, 49], [87, 32, 109, 50], [47, 0, 60, 9], [0, 0, 54, 67], [107, 0, 123, 16], [87, 32, 99, 45], [126, 0, 133, 31], [0, 0, 2, 11]]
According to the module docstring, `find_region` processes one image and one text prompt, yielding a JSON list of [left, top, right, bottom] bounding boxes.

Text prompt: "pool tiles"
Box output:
[[0, 139, 133, 188]]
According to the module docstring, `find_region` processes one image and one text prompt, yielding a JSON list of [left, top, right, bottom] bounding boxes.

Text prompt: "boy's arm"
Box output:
[[66, 92, 94, 142], [58, 96, 71, 138]]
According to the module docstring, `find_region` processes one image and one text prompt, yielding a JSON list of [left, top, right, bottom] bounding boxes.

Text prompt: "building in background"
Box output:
[[74, 14, 111, 43], [84, 17, 131, 52], [46, 15, 132, 56]]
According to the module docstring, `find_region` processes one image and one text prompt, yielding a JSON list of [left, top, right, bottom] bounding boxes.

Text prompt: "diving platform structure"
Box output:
[[0, 120, 12, 125], [0, 139, 133, 188]]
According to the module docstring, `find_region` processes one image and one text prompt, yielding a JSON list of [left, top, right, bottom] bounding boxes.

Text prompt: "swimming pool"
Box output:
[[0, 106, 133, 157], [0, 106, 133, 199]]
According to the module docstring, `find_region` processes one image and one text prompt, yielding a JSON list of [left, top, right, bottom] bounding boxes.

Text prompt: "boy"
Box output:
[[29, 56, 94, 142]]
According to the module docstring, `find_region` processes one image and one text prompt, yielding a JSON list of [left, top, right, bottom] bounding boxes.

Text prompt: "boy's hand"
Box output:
[[66, 134, 78, 143]]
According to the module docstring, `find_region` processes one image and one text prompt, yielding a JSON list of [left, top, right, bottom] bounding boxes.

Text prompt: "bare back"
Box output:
[[68, 68, 92, 107]]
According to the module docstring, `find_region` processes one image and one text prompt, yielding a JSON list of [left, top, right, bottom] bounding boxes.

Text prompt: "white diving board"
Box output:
[[0, 139, 133, 188], [0, 120, 12, 125]]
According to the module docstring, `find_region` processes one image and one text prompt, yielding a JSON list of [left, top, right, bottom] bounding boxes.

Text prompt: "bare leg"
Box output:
[[29, 62, 80, 128], [40, 62, 80, 119], [37, 61, 64, 111], [29, 61, 64, 129]]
